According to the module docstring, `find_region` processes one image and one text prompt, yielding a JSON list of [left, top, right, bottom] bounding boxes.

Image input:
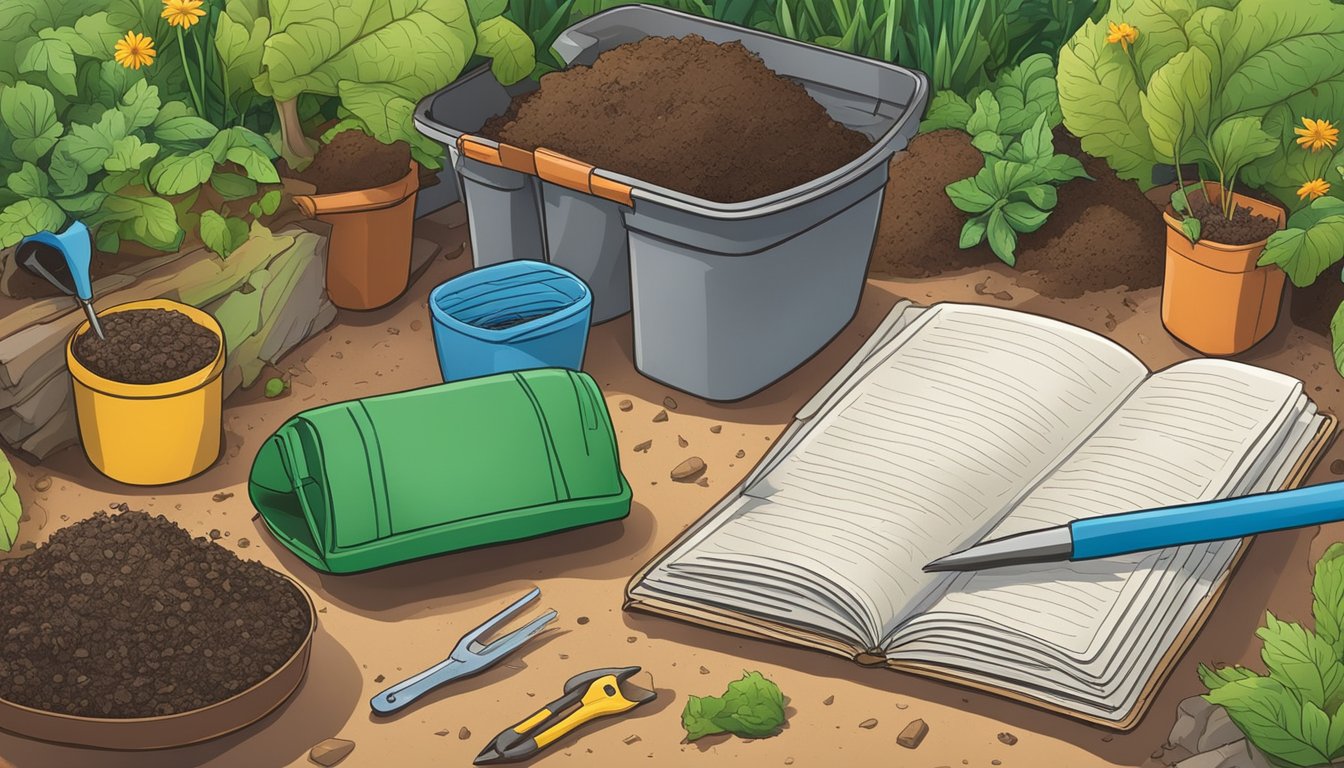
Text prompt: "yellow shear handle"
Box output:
[[523, 674, 641, 750]]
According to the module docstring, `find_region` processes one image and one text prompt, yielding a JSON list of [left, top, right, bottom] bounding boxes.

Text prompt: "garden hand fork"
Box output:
[[370, 587, 557, 715]]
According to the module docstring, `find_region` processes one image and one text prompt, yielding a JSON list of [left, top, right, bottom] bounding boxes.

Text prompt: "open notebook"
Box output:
[[626, 302, 1335, 729]]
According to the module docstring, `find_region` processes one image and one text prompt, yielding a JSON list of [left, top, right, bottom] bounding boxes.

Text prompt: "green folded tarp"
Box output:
[[248, 369, 631, 573]]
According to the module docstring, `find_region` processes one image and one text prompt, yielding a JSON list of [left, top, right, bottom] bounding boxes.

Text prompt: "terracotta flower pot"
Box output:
[[1161, 182, 1287, 356], [294, 162, 420, 311]]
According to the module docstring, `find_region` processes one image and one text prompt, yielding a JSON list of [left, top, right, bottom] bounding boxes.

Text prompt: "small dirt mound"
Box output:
[[1292, 279, 1344, 337], [72, 308, 219, 384], [481, 35, 872, 203]]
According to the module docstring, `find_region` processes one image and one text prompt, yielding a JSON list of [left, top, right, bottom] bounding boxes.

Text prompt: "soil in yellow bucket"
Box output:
[[67, 300, 225, 485]]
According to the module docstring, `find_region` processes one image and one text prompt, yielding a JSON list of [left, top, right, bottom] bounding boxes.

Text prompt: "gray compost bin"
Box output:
[[415, 5, 927, 401]]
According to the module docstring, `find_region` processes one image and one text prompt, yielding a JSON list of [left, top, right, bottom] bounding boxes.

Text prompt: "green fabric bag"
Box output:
[[248, 369, 631, 573]]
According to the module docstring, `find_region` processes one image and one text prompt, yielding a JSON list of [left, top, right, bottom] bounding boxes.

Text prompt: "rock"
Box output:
[[858, 718, 878, 730], [663, 396, 678, 410], [1175, 739, 1272, 768], [237, 538, 250, 548], [309, 737, 355, 766], [997, 732, 1017, 746], [576, 616, 589, 625], [1123, 296, 1139, 310], [698, 666, 709, 675], [434, 729, 450, 736], [822, 695, 834, 705], [710, 425, 722, 434], [696, 477, 709, 487], [212, 492, 234, 502], [735, 449, 746, 459], [619, 399, 633, 412], [32, 475, 50, 492], [678, 435, 688, 448], [1170, 696, 1217, 754], [623, 734, 642, 745], [459, 727, 471, 740], [410, 320, 423, 332], [1198, 707, 1244, 752], [633, 440, 652, 453], [993, 290, 1013, 301], [374, 674, 385, 683], [209, 529, 222, 541], [1332, 458, 1344, 475], [897, 719, 928, 748], [653, 409, 669, 423], [671, 457, 707, 482]]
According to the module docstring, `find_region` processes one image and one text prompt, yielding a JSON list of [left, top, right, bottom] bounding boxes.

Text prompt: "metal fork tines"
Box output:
[[370, 587, 557, 715]]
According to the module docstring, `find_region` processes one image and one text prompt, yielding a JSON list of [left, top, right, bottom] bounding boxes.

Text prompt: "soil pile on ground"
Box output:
[[289, 131, 411, 194], [72, 308, 219, 384], [1184, 195, 1281, 245], [0, 510, 311, 718], [480, 35, 873, 203], [1292, 279, 1344, 337], [870, 129, 1166, 298]]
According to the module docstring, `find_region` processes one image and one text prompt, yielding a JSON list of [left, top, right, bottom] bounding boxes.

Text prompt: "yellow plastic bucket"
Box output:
[[66, 299, 226, 486]]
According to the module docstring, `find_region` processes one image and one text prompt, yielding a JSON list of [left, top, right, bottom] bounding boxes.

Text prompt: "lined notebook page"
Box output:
[[891, 359, 1303, 661], [645, 305, 1148, 648]]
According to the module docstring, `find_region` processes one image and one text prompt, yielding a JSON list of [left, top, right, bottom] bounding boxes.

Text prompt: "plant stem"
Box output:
[[276, 97, 316, 165], [190, 31, 212, 123], [1125, 47, 1145, 94], [177, 27, 205, 118]]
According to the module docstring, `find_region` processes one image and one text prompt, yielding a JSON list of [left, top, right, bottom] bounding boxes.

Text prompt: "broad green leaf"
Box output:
[[94, 227, 119, 254], [198, 210, 250, 258], [0, 81, 62, 162], [467, 0, 508, 21], [211, 172, 258, 200], [58, 109, 130, 174], [959, 215, 989, 248], [986, 207, 1018, 266], [1141, 48, 1214, 165], [153, 115, 219, 143], [149, 150, 216, 195], [1257, 612, 1344, 708], [103, 135, 159, 174], [1172, 182, 1206, 215], [1182, 216, 1202, 243], [475, 17, 535, 86], [1257, 197, 1344, 287], [250, 189, 283, 216], [992, 53, 1060, 135], [0, 198, 65, 249], [95, 194, 183, 251], [0, 450, 20, 552], [335, 82, 445, 169], [98, 60, 139, 106], [257, 0, 477, 102], [1005, 113, 1056, 166], [37, 13, 122, 57], [1036, 153, 1090, 184], [55, 191, 107, 217], [16, 37, 77, 96], [920, 91, 973, 133], [1002, 201, 1050, 233], [1205, 116, 1277, 179], [1207, 676, 1334, 768], [1314, 544, 1344, 660], [118, 79, 161, 132], [6, 162, 49, 198], [225, 146, 280, 183], [945, 176, 996, 214], [47, 147, 88, 196], [215, 6, 270, 99], [1334, 300, 1344, 382], [206, 126, 274, 163], [971, 131, 1005, 157], [965, 91, 1001, 138], [1327, 699, 1344, 760], [1200, 663, 1260, 691], [1014, 183, 1057, 210]]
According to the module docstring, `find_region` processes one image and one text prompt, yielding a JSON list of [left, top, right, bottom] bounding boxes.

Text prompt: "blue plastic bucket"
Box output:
[[429, 261, 593, 382]]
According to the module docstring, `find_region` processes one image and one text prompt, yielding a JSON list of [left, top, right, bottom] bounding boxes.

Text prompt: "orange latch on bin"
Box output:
[[458, 136, 503, 167], [535, 148, 634, 207]]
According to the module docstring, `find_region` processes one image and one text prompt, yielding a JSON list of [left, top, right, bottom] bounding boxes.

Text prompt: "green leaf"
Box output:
[[152, 115, 219, 143], [94, 194, 183, 251], [118, 79, 161, 132], [1172, 182, 1205, 215], [1200, 663, 1260, 691], [225, 146, 280, 184], [149, 150, 216, 196], [681, 672, 787, 742], [94, 227, 119, 254], [1140, 47, 1214, 165], [0, 81, 62, 163], [0, 198, 65, 249], [946, 176, 996, 214], [971, 131, 1006, 157], [97, 60, 139, 106], [58, 109, 131, 174], [250, 189, 283, 217], [1334, 300, 1344, 383], [1205, 116, 1277, 180], [264, 377, 286, 398], [1036, 153, 1090, 184], [206, 126, 274, 163], [1257, 612, 1344, 709], [47, 147, 88, 197], [55, 191, 107, 217], [0, 450, 21, 552], [1312, 542, 1344, 660], [257, 0, 477, 102], [1015, 184, 1057, 210], [467, 0, 508, 21], [920, 91, 973, 133], [211, 172, 258, 200], [199, 210, 250, 258], [103, 135, 159, 174], [986, 207, 1019, 266], [959, 214, 989, 248], [1182, 216, 1202, 243], [1257, 197, 1344, 287], [16, 37, 78, 96], [334, 82, 444, 168], [475, 17, 536, 86], [216, 5, 271, 99], [1207, 676, 1334, 768], [6, 162, 49, 198], [37, 13, 122, 58], [682, 694, 730, 742], [965, 91, 1002, 138], [991, 53, 1060, 135], [1002, 201, 1050, 233]]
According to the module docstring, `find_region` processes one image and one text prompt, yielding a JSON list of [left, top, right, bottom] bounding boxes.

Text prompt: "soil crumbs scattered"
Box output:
[[0, 510, 311, 718], [871, 129, 1166, 298], [288, 130, 411, 195], [73, 308, 219, 384], [1185, 194, 1282, 245], [482, 35, 872, 203]]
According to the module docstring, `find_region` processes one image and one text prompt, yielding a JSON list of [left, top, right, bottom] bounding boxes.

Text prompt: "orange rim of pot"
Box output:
[[0, 571, 317, 750], [292, 161, 421, 217], [1162, 183, 1286, 273], [66, 299, 226, 401]]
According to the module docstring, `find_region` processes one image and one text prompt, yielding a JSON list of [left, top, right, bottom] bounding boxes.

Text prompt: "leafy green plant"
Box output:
[[1199, 543, 1344, 768], [682, 671, 788, 742], [254, 0, 536, 169], [0, 5, 279, 257]]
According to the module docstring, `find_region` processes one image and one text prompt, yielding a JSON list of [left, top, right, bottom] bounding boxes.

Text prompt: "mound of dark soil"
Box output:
[[481, 35, 873, 203], [73, 308, 219, 384], [0, 510, 311, 718], [1185, 194, 1281, 245], [870, 129, 1166, 298], [290, 130, 411, 195], [1292, 279, 1344, 337]]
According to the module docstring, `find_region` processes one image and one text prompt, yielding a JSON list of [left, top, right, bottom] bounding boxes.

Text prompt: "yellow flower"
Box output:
[[161, 0, 206, 28], [1297, 178, 1331, 200], [113, 31, 156, 70], [1295, 117, 1339, 152], [1106, 22, 1139, 50]]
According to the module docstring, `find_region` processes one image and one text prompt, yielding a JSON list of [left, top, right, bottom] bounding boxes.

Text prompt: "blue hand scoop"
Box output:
[[17, 221, 104, 339]]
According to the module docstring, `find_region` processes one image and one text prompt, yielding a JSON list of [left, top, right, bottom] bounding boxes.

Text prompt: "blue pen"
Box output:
[[923, 481, 1344, 573]]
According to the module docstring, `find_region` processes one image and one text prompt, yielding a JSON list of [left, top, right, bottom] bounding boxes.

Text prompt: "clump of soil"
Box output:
[[481, 35, 873, 203], [288, 130, 411, 195], [1182, 193, 1281, 245], [72, 308, 219, 384], [870, 129, 1166, 298], [1292, 279, 1344, 336], [0, 510, 311, 718]]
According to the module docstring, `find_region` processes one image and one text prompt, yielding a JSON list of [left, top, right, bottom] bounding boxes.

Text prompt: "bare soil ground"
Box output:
[[0, 207, 1340, 768]]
